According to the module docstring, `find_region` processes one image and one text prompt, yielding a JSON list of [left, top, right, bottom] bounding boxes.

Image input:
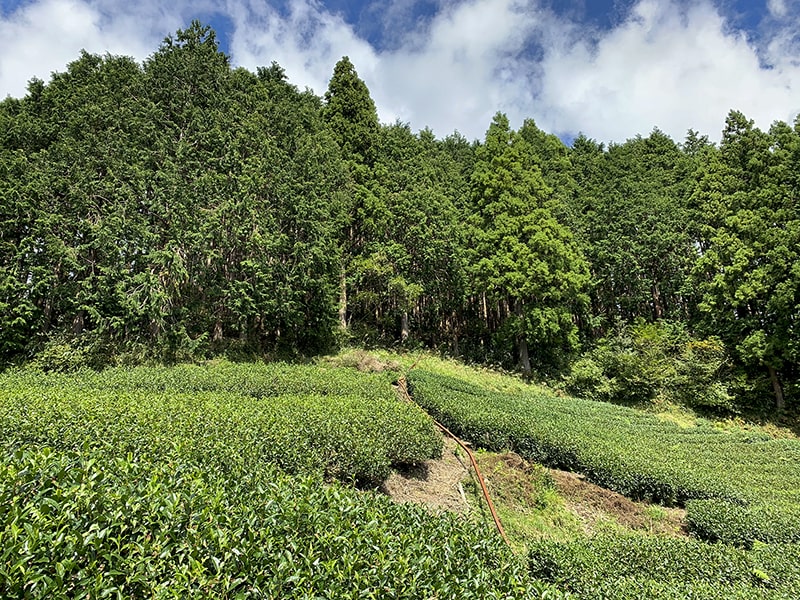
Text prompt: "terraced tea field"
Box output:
[[0, 361, 542, 598], [407, 366, 800, 597], [3, 355, 800, 598]]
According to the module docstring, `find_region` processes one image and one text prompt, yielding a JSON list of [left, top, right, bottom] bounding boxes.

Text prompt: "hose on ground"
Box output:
[[397, 375, 510, 547]]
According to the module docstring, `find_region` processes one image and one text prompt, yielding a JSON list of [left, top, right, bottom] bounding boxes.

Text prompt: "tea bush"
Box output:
[[0, 363, 569, 598], [528, 534, 800, 599], [407, 369, 800, 545], [0, 444, 549, 599], [0, 362, 442, 485]]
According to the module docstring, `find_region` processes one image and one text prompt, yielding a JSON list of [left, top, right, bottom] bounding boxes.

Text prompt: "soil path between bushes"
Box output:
[[381, 437, 472, 514], [381, 440, 687, 538]]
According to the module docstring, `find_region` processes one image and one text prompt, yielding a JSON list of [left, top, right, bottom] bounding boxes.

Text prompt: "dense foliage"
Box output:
[[564, 320, 734, 410], [407, 369, 800, 546], [466, 114, 589, 379], [528, 534, 800, 598], [1, 21, 798, 409], [0, 362, 551, 598], [1, 24, 345, 363]]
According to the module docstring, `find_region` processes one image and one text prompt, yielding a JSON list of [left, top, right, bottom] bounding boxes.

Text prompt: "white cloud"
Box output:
[[767, 0, 788, 18], [222, 0, 548, 138], [1, 0, 799, 144], [535, 0, 800, 143], [224, 0, 800, 142], [0, 0, 162, 98], [226, 0, 378, 97], [368, 0, 545, 137]]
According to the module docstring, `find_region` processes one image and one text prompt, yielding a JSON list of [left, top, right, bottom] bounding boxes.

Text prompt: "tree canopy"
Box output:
[[1, 23, 797, 411]]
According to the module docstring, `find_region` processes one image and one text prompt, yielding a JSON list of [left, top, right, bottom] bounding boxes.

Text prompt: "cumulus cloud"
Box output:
[[1, 0, 799, 143], [369, 0, 546, 137], [203, 0, 800, 143], [535, 0, 800, 143], [0, 0, 167, 98], [224, 0, 547, 138], [226, 0, 378, 97]]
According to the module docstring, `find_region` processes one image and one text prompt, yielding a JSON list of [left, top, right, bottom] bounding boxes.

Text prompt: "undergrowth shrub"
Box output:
[[563, 320, 734, 410]]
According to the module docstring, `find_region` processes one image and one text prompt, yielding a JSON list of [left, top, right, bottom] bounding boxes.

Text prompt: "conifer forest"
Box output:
[[1, 22, 798, 412]]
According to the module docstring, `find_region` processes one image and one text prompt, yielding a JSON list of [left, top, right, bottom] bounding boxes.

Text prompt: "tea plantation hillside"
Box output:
[[407, 368, 800, 546], [3, 354, 800, 598], [0, 361, 547, 599], [407, 364, 800, 597]]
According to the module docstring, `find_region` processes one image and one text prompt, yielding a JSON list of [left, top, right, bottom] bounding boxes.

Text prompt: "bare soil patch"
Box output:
[[551, 469, 687, 536], [380, 437, 471, 514], [382, 442, 688, 540]]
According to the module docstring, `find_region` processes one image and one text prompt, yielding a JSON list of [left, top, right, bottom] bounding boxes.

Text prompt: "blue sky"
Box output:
[[1, 0, 799, 143]]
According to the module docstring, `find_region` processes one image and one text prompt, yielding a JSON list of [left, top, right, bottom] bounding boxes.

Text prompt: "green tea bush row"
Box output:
[[407, 370, 800, 545], [0, 443, 555, 599], [3, 361, 394, 400], [0, 363, 571, 598], [0, 364, 442, 486], [687, 500, 800, 547], [528, 534, 800, 599]]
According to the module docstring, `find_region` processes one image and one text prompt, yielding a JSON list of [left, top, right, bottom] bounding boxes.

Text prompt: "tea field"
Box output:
[[0, 361, 546, 598], [3, 356, 800, 598], [408, 366, 800, 597]]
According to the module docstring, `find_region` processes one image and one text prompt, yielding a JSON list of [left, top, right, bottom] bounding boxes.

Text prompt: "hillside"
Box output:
[[3, 350, 798, 597], [1, 22, 797, 414]]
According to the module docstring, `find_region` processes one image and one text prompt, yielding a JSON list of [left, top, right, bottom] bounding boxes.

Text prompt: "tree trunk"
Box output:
[[43, 299, 53, 332], [400, 311, 410, 343], [338, 266, 348, 330], [212, 318, 223, 343], [651, 282, 664, 320], [518, 335, 531, 382], [451, 313, 460, 357], [72, 310, 85, 335], [514, 300, 532, 381], [768, 365, 785, 411]]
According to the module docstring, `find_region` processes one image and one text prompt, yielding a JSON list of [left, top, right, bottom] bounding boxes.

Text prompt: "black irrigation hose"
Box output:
[[397, 375, 510, 547]]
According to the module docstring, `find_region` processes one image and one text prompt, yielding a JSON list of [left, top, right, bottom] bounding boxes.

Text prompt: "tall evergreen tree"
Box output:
[[359, 123, 467, 345], [0, 23, 346, 364], [322, 56, 380, 167], [322, 57, 383, 335], [692, 111, 800, 409], [468, 114, 589, 378]]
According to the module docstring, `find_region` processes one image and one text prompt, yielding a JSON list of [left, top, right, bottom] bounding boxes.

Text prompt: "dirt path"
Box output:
[[381, 441, 687, 538], [380, 437, 472, 514]]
